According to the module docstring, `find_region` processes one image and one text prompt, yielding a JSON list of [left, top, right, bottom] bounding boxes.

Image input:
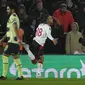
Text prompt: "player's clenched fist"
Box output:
[[52, 38, 58, 45]]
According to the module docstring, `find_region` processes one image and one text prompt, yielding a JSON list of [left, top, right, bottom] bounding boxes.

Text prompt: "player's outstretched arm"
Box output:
[[46, 27, 58, 45]]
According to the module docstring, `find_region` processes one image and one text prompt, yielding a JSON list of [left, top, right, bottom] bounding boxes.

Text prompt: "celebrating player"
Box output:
[[23, 15, 58, 78], [0, 2, 23, 80]]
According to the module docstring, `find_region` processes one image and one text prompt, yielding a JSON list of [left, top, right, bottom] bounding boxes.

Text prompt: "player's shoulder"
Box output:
[[43, 24, 51, 31], [38, 23, 46, 28], [45, 24, 51, 29], [40, 23, 50, 27], [10, 13, 18, 20], [13, 13, 17, 16], [11, 13, 16, 16], [38, 23, 51, 30], [10, 13, 18, 19]]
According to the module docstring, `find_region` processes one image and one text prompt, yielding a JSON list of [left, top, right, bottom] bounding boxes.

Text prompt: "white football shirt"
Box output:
[[33, 23, 54, 46]]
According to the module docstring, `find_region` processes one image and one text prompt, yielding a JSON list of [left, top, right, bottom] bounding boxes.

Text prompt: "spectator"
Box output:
[[65, 22, 84, 54], [44, 0, 66, 14], [17, 0, 23, 4], [66, 0, 79, 22], [0, 0, 8, 35], [28, 0, 49, 38], [18, 4, 33, 45], [82, 7, 85, 35], [44, 0, 55, 15], [78, 2, 85, 32], [53, 3, 74, 54], [23, 0, 35, 13], [18, 4, 28, 28], [53, 3, 74, 33]]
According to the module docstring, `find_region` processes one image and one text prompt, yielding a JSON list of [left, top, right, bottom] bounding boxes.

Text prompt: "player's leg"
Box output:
[[36, 46, 44, 78], [0, 54, 9, 80], [37, 55, 44, 78], [24, 44, 35, 60], [24, 44, 37, 64], [0, 44, 10, 80], [23, 41, 37, 64], [13, 54, 23, 80], [12, 43, 23, 80]]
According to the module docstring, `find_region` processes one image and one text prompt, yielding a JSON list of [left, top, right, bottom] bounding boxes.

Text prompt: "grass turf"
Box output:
[[0, 78, 85, 85]]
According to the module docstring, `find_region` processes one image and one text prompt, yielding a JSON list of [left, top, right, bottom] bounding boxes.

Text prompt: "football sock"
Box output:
[[14, 58, 23, 77], [24, 44, 35, 60], [37, 63, 43, 74], [2, 55, 8, 77], [27, 50, 35, 60]]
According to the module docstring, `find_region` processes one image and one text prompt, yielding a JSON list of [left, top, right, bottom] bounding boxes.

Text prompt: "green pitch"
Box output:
[[0, 78, 85, 85]]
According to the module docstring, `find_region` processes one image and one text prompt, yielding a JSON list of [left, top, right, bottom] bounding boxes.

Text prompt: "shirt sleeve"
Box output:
[[11, 16, 17, 24], [46, 26, 54, 41]]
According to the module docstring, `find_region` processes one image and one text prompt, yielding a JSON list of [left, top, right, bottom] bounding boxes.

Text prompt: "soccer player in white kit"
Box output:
[[24, 15, 58, 78]]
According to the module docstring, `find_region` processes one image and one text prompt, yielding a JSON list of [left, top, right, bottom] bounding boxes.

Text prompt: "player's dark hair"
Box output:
[[7, 2, 18, 13]]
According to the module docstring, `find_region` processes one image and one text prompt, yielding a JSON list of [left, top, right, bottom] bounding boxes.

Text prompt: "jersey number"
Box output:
[[36, 28, 43, 36]]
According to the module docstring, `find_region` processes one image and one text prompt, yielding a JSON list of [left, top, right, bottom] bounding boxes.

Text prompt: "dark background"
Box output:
[[0, 0, 85, 54]]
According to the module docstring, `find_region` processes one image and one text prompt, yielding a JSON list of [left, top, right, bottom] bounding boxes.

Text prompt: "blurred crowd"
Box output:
[[0, 0, 85, 54]]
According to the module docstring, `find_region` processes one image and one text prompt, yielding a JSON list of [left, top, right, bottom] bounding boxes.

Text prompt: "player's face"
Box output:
[[6, 6, 11, 15]]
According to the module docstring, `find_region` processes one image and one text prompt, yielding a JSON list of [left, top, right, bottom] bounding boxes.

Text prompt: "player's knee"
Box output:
[[14, 58, 21, 66], [31, 59, 37, 64], [38, 56, 44, 64], [38, 59, 43, 64], [2, 55, 8, 63]]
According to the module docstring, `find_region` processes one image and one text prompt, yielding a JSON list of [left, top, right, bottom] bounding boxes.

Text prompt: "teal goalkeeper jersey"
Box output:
[[6, 13, 20, 44]]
